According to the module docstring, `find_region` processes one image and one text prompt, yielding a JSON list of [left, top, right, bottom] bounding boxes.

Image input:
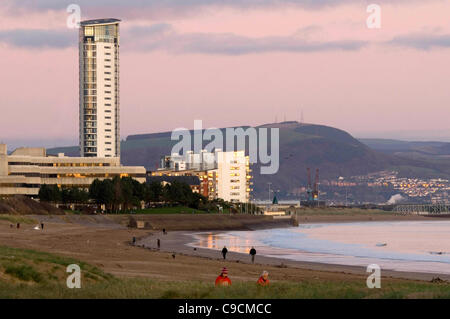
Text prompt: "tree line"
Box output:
[[38, 176, 207, 213]]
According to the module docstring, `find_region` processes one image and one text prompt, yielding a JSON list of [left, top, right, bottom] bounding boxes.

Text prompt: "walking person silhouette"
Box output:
[[221, 246, 228, 260]]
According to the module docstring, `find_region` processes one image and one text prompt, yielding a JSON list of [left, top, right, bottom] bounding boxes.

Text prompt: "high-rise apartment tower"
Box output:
[[79, 19, 120, 157]]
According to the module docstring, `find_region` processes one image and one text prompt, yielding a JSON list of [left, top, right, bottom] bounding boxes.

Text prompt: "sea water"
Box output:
[[189, 221, 450, 275]]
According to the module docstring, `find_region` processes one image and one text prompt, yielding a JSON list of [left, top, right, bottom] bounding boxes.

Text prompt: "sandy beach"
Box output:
[[1, 214, 449, 285]]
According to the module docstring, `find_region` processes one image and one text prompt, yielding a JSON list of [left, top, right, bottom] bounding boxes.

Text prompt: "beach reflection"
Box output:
[[189, 221, 450, 275], [194, 233, 254, 253]]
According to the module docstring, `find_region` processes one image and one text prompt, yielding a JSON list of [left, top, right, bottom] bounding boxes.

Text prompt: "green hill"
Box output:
[[358, 138, 450, 155], [48, 122, 450, 199]]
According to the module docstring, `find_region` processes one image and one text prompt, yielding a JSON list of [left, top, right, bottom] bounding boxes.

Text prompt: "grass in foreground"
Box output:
[[0, 215, 37, 225], [1, 246, 449, 299], [0, 246, 112, 288], [1, 277, 450, 299]]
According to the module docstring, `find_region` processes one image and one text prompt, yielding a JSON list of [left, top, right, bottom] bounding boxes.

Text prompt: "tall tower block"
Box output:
[[79, 19, 120, 157]]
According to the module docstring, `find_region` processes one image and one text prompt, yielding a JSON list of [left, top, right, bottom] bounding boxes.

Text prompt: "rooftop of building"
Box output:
[[80, 18, 121, 26], [0, 144, 122, 164]]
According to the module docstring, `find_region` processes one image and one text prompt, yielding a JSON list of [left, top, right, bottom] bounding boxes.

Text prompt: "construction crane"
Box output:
[[303, 168, 322, 207], [313, 168, 319, 201], [306, 168, 313, 201], [306, 168, 319, 201]]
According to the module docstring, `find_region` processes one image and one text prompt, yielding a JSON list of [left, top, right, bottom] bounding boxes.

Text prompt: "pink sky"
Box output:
[[1, 1, 450, 146]]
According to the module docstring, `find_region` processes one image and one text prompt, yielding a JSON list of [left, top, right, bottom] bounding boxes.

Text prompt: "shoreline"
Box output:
[[138, 227, 450, 282], [2, 214, 450, 287], [21, 212, 450, 232]]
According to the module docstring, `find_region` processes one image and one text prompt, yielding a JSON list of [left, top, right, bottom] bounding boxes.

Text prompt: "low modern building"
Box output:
[[151, 150, 252, 203], [0, 144, 146, 196]]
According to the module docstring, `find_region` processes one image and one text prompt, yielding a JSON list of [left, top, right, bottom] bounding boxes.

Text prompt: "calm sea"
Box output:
[[189, 221, 450, 275]]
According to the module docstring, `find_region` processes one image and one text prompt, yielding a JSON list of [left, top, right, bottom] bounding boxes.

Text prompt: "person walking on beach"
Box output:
[[157, 238, 161, 250], [215, 267, 232, 286], [257, 271, 270, 286], [221, 246, 228, 260], [249, 247, 256, 264]]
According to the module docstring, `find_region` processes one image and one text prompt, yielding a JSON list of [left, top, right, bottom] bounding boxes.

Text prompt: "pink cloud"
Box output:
[[1, 1, 450, 143]]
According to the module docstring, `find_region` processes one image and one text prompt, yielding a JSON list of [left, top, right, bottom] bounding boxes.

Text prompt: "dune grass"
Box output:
[[1, 277, 450, 299], [1, 246, 449, 299], [0, 215, 37, 225], [0, 246, 112, 288]]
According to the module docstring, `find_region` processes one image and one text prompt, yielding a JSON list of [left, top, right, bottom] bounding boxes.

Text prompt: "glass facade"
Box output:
[[79, 20, 120, 158]]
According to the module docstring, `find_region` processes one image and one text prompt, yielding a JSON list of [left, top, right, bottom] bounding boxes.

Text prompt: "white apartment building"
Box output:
[[215, 151, 251, 204], [79, 19, 120, 158], [158, 150, 252, 203], [161, 150, 216, 171]]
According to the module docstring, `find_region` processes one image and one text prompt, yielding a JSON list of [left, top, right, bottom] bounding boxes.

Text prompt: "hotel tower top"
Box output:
[[79, 18, 121, 158]]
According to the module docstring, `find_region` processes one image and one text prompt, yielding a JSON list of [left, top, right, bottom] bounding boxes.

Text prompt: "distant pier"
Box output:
[[394, 203, 450, 215]]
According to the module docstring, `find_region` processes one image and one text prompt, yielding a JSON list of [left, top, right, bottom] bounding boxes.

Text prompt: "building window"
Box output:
[[84, 27, 94, 36]]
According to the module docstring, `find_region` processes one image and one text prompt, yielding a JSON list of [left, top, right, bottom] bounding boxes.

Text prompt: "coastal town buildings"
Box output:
[[150, 150, 252, 203], [0, 18, 149, 197], [0, 144, 145, 196]]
